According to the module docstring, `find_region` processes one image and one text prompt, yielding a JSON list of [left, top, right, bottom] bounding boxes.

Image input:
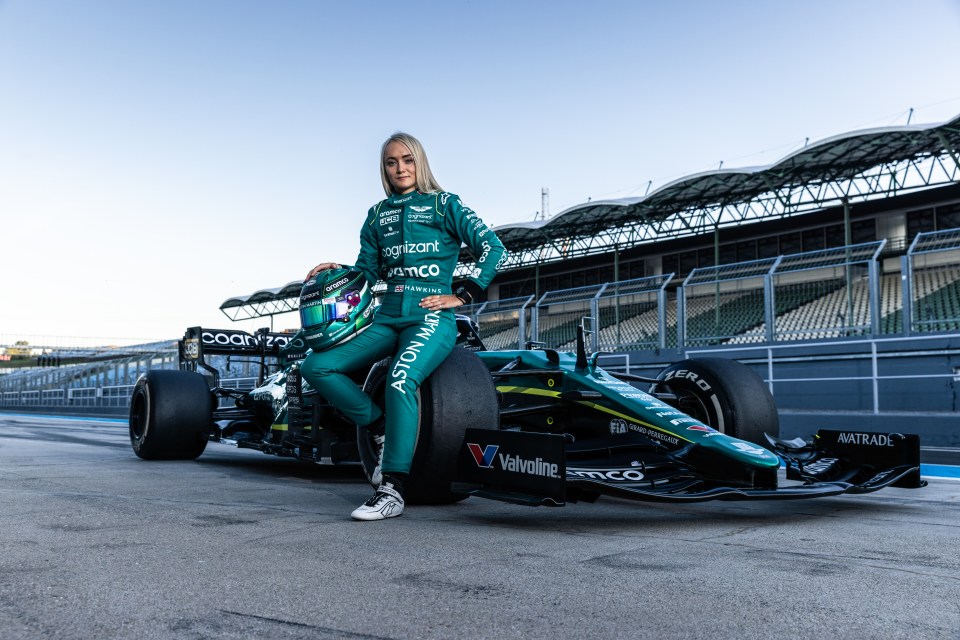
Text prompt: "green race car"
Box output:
[[129, 286, 924, 507]]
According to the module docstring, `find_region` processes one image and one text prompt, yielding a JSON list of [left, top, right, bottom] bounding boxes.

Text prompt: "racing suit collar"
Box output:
[[387, 190, 427, 206]]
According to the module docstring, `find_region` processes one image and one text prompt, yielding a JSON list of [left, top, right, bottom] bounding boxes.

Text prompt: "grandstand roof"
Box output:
[[488, 112, 960, 258], [220, 281, 303, 320], [221, 281, 303, 309]]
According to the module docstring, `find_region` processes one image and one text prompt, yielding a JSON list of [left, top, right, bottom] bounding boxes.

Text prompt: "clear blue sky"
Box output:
[[2, 0, 959, 344]]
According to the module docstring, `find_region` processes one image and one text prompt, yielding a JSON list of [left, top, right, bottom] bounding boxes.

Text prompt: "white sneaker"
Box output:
[[351, 482, 404, 521], [370, 434, 385, 486]]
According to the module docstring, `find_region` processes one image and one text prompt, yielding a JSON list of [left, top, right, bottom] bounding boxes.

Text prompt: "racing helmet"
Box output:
[[298, 267, 374, 352]]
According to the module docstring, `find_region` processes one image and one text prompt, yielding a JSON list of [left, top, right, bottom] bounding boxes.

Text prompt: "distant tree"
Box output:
[[10, 340, 31, 360]]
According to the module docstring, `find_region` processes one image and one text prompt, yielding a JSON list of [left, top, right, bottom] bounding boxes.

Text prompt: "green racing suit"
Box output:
[[300, 190, 506, 476]]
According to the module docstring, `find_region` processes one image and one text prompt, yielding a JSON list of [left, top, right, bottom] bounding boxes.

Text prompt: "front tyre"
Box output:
[[652, 357, 778, 445], [360, 348, 499, 504], [129, 370, 212, 460]]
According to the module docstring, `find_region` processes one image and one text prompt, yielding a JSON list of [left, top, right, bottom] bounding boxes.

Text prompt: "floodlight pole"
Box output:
[[613, 244, 621, 348], [535, 262, 540, 302], [714, 223, 721, 339], [843, 197, 853, 334]]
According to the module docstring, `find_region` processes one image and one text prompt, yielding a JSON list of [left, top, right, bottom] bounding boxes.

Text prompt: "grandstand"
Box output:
[[475, 113, 960, 351], [0, 342, 177, 411]]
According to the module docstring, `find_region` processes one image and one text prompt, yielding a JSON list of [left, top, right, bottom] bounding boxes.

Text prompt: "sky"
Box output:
[[2, 0, 960, 346]]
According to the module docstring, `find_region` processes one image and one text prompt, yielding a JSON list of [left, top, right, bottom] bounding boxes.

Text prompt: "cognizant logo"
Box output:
[[381, 240, 439, 259]]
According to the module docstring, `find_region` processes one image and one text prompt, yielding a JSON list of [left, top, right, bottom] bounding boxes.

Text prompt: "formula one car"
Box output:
[[129, 313, 925, 506]]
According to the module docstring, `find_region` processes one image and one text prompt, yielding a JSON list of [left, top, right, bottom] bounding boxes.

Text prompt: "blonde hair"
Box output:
[[380, 132, 443, 196]]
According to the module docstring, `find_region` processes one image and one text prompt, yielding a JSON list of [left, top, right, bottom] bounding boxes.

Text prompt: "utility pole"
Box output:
[[535, 188, 550, 301]]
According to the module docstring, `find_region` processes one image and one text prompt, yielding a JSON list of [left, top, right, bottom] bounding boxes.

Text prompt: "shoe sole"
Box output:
[[351, 508, 403, 521]]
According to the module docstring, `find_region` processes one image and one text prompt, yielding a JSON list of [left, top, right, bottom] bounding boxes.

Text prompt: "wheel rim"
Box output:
[[674, 389, 719, 433], [130, 389, 147, 439]]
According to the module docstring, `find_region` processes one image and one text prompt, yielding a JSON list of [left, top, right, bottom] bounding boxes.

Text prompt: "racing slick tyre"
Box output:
[[652, 357, 778, 445], [360, 347, 499, 505], [129, 370, 212, 460]]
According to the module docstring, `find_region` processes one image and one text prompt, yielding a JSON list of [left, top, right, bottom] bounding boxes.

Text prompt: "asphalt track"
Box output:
[[1, 414, 958, 640]]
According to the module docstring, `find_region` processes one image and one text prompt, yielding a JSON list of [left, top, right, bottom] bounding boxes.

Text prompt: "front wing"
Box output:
[[451, 428, 925, 507]]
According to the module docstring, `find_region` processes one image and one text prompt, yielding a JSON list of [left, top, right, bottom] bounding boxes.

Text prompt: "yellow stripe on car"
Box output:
[[495, 385, 561, 398], [497, 385, 692, 443]]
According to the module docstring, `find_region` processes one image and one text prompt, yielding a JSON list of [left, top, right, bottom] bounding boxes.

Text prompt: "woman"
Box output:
[[302, 132, 505, 521]]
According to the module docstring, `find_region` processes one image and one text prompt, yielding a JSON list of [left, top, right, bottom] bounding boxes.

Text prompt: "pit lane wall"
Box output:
[[0, 406, 129, 419], [607, 333, 960, 448]]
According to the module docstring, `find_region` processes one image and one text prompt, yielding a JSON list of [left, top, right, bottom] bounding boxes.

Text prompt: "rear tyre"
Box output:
[[360, 348, 499, 504], [652, 357, 778, 445], [129, 370, 212, 460]]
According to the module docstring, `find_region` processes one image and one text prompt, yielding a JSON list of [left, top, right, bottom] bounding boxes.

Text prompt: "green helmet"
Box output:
[[299, 267, 374, 352]]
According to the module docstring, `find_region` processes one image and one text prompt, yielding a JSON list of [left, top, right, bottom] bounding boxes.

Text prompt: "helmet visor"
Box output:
[[299, 299, 352, 328]]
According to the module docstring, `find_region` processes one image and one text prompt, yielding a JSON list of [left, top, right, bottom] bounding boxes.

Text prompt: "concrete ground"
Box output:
[[0, 414, 958, 640]]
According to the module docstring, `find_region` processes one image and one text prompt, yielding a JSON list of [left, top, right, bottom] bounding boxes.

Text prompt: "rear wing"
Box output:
[[179, 326, 307, 385], [178, 312, 483, 386]]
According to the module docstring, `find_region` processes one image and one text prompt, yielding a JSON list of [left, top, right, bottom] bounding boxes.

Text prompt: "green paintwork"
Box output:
[[479, 349, 781, 471]]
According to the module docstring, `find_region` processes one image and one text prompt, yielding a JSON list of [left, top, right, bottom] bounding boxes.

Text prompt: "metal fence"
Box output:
[[502, 277, 671, 352], [463, 295, 536, 350], [534, 284, 607, 351], [904, 228, 960, 334], [688, 241, 887, 346], [681, 257, 778, 347], [596, 275, 673, 351], [506, 235, 960, 352], [68, 387, 98, 407]]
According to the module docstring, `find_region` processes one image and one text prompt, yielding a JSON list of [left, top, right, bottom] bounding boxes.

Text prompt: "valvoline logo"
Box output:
[[467, 443, 499, 468]]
